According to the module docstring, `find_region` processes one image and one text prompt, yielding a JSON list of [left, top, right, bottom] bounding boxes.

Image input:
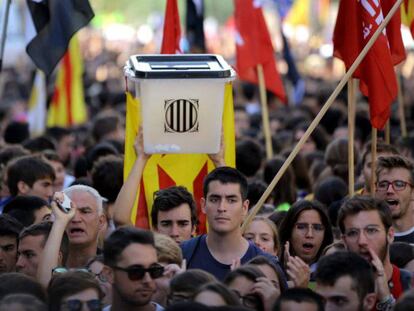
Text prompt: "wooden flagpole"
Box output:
[[242, 0, 404, 231], [370, 128, 377, 196], [396, 69, 407, 137], [348, 78, 356, 197], [257, 64, 273, 160], [385, 121, 390, 144]]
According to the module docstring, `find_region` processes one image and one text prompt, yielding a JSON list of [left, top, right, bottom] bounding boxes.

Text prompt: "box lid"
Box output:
[[125, 54, 235, 79]]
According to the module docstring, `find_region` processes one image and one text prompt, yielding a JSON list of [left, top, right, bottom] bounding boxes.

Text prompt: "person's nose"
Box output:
[[15, 255, 25, 269], [357, 230, 369, 246], [305, 226, 314, 238], [170, 223, 179, 238]]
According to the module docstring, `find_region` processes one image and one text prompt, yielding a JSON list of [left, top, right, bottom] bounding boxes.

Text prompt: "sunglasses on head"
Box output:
[[61, 299, 102, 311], [111, 264, 164, 280]]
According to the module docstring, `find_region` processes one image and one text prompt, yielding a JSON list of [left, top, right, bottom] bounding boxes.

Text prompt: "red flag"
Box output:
[[333, 0, 398, 130], [234, 0, 286, 103], [161, 0, 181, 54], [382, 0, 406, 64]]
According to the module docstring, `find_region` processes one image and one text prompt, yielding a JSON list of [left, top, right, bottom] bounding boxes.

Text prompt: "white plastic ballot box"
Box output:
[[124, 54, 236, 154]]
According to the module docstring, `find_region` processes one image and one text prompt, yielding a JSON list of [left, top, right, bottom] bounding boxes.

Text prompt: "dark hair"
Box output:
[[48, 271, 103, 311], [268, 211, 287, 229], [22, 136, 56, 153], [91, 155, 124, 203], [315, 251, 375, 301], [314, 176, 348, 208], [394, 291, 414, 311], [337, 195, 392, 234], [7, 155, 55, 196], [193, 282, 241, 306], [376, 155, 414, 184], [203, 167, 248, 201], [0, 146, 30, 167], [19, 221, 69, 265], [390, 242, 414, 268], [325, 138, 358, 183], [223, 265, 265, 285], [0, 214, 24, 237], [3, 196, 49, 227], [41, 149, 61, 163], [91, 111, 123, 143], [247, 180, 268, 207], [263, 157, 297, 206], [86, 142, 119, 172], [247, 256, 288, 292], [4, 121, 29, 144], [273, 288, 324, 311], [0, 273, 46, 302], [170, 269, 216, 294], [46, 127, 72, 142], [236, 139, 263, 177], [0, 294, 47, 311], [151, 186, 197, 228], [103, 227, 155, 267], [278, 200, 333, 265]]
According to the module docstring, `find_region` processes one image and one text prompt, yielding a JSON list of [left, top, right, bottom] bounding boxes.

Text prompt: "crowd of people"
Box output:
[[1, 22, 414, 311]]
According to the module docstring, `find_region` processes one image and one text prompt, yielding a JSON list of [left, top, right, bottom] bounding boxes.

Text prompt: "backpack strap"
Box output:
[[181, 235, 202, 267]]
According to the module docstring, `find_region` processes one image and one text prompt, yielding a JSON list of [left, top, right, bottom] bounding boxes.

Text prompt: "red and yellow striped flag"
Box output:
[[402, 0, 414, 38], [47, 36, 87, 127], [124, 83, 236, 234]]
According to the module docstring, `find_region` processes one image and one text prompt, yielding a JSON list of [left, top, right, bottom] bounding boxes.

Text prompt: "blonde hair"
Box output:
[[153, 233, 183, 265], [244, 216, 280, 254]]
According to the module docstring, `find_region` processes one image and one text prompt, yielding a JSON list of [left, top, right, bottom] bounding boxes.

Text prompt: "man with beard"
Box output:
[[315, 251, 376, 311], [375, 155, 414, 243], [338, 196, 413, 306], [103, 227, 165, 311]]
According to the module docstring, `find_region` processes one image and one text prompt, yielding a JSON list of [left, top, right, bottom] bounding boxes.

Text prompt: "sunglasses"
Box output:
[[61, 299, 102, 311], [111, 264, 164, 280]]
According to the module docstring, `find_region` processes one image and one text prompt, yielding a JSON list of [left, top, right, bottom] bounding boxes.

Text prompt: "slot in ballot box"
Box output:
[[124, 54, 235, 154]]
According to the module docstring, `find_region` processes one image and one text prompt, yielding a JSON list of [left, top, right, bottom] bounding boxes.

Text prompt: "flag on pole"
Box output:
[[161, 0, 182, 54], [382, 0, 406, 64], [27, 70, 47, 136], [333, 0, 398, 130], [186, 0, 206, 52], [402, 0, 414, 38], [124, 84, 236, 234], [234, 0, 286, 102], [47, 36, 87, 127], [26, 0, 94, 76]]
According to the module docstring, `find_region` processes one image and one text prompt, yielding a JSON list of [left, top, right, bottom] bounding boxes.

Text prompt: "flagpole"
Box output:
[[370, 128, 377, 196], [348, 78, 356, 197], [257, 64, 273, 160], [241, 0, 404, 231], [385, 121, 390, 144], [396, 69, 407, 137], [0, 0, 12, 72]]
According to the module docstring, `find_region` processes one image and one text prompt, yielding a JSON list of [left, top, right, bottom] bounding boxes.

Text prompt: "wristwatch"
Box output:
[[376, 295, 396, 311]]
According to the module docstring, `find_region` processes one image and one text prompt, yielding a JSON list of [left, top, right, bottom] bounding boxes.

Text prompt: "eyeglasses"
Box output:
[[294, 223, 325, 234], [111, 264, 164, 281], [344, 226, 382, 241], [61, 299, 102, 311], [231, 290, 262, 309], [90, 270, 107, 283], [376, 180, 413, 192]]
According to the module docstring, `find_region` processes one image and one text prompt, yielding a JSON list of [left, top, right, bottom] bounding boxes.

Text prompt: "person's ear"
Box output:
[[191, 224, 197, 236], [57, 251, 63, 266], [17, 181, 30, 195], [242, 199, 249, 218], [201, 197, 206, 214], [387, 226, 394, 244], [101, 265, 114, 284], [98, 214, 106, 231], [363, 293, 377, 310]]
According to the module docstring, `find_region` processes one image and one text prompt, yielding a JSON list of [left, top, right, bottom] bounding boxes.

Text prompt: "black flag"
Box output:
[[186, 0, 205, 53], [26, 0, 94, 75]]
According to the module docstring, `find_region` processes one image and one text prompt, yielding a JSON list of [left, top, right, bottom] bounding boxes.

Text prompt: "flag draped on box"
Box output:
[[47, 37, 87, 127], [124, 85, 236, 233], [333, 0, 398, 130], [186, 0, 206, 52], [26, 0, 94, 75], [161, 0, 182, 54], [27, 70, 47, 136], [234, 0, 286, 103], [402, 0, 414, 38]]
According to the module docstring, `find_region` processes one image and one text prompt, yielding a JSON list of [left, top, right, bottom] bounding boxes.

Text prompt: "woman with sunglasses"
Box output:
[[278, 200, 333, 288], [48, 270, 103, 311]]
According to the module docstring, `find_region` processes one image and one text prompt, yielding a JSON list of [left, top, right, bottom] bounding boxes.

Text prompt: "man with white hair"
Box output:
[[64, 185, 106, 268]]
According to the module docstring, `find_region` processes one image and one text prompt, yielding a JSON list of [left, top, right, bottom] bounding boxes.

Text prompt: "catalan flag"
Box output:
[[47, 36, 87, 127], [27, 70, 47, 136], [124, 83, 236, 234]]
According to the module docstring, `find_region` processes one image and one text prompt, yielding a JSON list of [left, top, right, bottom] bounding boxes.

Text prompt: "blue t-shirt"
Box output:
[[181, 234, 287, 285]]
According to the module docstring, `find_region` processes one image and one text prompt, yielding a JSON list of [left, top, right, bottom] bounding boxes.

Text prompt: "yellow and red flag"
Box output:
[[47, 36, 87, 127], [124, 84, 236, 234], [402, 0, 414, 38]]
